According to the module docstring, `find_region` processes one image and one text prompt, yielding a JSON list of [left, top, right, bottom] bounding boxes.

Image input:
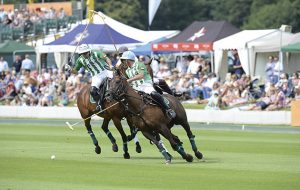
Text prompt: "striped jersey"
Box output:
[[74, 50, 109, 76], [125, 61, 152, 89]]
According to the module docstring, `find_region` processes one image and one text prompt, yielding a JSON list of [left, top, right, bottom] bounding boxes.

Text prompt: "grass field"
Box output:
[[0, 119, 300, 190]]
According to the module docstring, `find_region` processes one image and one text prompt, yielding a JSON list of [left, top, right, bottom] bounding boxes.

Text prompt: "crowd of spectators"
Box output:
[[0, 7, 65, 28], [0, 51, 299, 111]]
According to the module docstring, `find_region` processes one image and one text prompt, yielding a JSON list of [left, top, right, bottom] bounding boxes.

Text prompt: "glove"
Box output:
[[65, 64, 72, 72]]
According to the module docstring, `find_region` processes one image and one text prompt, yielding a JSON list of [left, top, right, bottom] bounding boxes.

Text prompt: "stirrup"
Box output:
[[166, 109, 176, 119], [93, 105, 102, 113], [173, 92, 182, 97]]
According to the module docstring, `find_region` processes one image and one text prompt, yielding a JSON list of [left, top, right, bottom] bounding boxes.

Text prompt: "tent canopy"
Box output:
[[213, 29, 294, 79], [152, 21, 240, 52], [86, 11, 178, 44], [281, 33, 300, 52], [132, 37, 166, 56], [281, 42, 300, 52], [37, 24, 141, 53], [0, 40, 34, 53]]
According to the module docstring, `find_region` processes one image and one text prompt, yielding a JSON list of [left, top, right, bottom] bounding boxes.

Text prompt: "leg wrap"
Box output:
[[106, 131, 116, 143], [88, 131, 98, 146], [189, 137, 198, 151], [123, 142, 128, 152]]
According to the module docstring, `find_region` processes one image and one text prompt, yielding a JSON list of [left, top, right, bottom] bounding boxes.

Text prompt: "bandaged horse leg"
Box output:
[[159, 125, 193, 162], [133, 135, 142, 153], [112, 119, 130, 159], [141, 130, 172, 164], [84, 118, 101, 154], [101, 118, 118, 152], [182, 121, 203, 159]]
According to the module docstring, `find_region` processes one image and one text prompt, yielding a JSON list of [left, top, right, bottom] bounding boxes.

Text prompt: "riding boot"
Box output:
[[90, 86, 102, 113], [158, 79, 182, 97], [151, 91, 176, 119]]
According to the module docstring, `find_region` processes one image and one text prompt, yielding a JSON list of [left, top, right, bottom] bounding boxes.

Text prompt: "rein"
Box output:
[[110, 76, 151, 126]]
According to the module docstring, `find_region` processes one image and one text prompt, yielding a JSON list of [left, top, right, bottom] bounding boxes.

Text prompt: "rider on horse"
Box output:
[[65, 44, 113, 112], [120, 50, 176, 119], [117, 46, 182, 98]]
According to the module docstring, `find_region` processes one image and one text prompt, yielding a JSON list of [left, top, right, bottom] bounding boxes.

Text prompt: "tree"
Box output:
[[244, 0, 300, 32]]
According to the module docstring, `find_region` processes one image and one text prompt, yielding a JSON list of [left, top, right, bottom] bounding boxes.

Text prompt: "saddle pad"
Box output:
[[90, 94, 96, 104]]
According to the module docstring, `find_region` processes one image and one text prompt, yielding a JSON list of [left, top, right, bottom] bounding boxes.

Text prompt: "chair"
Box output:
[[45, 19, 57, 34], [12, 28, 24, 41]]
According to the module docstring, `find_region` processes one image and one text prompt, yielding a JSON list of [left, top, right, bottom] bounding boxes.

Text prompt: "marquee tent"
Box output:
[[83, 11, 178, 44], [281, 33, 300, 73], [213, 29, 294, 79], [35, 11, 178, 70], [152, 21, 239, 52], [37, 24, 141, 53]]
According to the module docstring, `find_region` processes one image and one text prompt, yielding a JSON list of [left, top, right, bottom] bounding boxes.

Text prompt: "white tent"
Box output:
[[83, 11, 178, 44], [35, 11, 178, 70], [213, 29, 294, 79]]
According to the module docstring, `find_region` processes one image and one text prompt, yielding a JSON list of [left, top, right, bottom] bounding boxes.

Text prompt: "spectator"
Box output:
[[21, 54, 34, 72], [232, 52, 244, 78], [186, 55, 201, 77], [273, 56, 283, 84], [12, 55, 22, 73], [0, 57, 9, 73], [265, 55, 275, 83]]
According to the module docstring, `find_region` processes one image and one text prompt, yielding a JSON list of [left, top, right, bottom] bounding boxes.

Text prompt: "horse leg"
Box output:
[[101, 118, 118, 152], [159, 126, 193, 162], [181, 121, 203, 159], [126, 116, 142, 153], [141, 130, 172, 164], [112, 118, 130, 159], [84, 118, 101, 154]]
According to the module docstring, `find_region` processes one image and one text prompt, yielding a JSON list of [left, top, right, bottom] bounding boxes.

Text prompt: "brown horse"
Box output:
[[76, 80, 141, 159], [109, 69, 203, 163]]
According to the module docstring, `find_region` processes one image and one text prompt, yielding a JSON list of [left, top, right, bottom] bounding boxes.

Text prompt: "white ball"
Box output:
[[51, 155, 56, 160]]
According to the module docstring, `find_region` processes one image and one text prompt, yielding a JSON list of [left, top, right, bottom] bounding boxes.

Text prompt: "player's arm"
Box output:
[[127, 63, 144, 83]]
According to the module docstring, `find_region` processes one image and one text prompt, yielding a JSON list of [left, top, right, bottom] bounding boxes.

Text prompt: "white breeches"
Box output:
[[91, 70, 113, 88]]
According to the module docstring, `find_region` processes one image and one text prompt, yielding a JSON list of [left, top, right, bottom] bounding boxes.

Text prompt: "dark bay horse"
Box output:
[[109, 69, 203, 163], [76, 82, 141, 159]]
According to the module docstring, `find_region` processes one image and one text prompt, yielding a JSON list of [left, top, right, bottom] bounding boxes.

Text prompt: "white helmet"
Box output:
[[120, 51, 136, 61], [77, 44, 91, 54]]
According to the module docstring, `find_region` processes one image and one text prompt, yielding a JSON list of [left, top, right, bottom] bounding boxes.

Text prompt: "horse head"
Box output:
[[109, 68, 129, 101]]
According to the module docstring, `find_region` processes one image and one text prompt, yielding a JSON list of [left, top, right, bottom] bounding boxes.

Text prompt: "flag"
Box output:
[[148, 0, 161, 27]]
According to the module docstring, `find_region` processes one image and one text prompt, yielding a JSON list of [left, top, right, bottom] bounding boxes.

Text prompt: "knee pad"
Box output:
[[90, 86, 99, 97]]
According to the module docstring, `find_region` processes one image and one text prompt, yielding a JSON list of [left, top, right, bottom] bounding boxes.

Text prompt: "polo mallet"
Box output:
[[89, 10, 118, 52], [65, 101, 121, 130], [64, 11, 96, 68]]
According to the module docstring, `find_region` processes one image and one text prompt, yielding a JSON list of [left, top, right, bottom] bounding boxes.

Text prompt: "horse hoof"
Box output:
[[135, 143, 142, 153], [165, 160, 171, 165], [185, 154, 193, 162], [95, 146, 101, 154], [195, 151, 203, 159], [123, 152, 130, 159], [112, 143, 118, 152]]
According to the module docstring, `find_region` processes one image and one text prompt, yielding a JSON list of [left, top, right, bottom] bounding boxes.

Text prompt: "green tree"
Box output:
[[95, 0, 145, 30], [244, 0, 300, 32]]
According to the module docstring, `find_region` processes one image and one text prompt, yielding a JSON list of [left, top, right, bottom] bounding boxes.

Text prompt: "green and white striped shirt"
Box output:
[[126, 61, 152, 89], [75, 50, 109, 76]]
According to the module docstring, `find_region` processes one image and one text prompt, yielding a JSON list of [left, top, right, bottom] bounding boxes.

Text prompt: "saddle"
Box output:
[[137, 91, 170, 107]]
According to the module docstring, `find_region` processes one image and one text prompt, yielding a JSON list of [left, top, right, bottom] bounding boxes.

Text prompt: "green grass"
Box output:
[[0, 121, 300, 190]]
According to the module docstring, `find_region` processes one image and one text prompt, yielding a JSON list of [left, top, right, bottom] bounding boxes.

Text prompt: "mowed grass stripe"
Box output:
[[0, 123, 300, 190]]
